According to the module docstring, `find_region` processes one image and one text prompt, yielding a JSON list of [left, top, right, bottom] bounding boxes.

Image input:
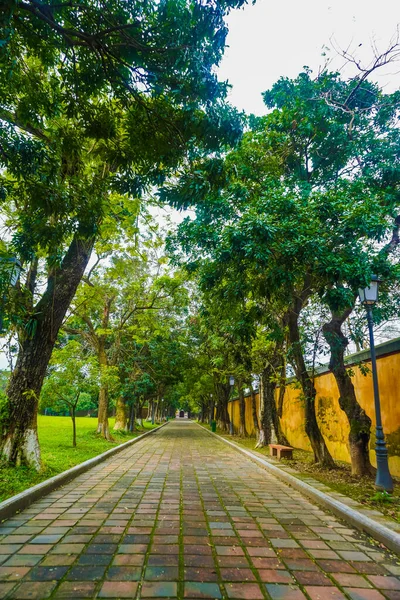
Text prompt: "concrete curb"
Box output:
[[198, 424, 400, 555], [0, 422, 168, 523]]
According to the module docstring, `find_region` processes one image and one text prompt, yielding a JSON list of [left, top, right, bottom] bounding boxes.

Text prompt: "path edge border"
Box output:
[[0, 421, 168, 523], [198, 424, 400, 555]]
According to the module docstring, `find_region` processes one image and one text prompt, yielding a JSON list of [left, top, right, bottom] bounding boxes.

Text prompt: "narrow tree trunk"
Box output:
[[138, 401, 144, 428], [209, 396, 214, 425], [128, 403, 136, 433], [71, 408, 76, 448], [256, 365, 276, 447], [287, 306, 335, 468], [114, 396, 128, 431], [200, 398, 206, 423], [238, 383, 247, 437], [250, 385, 260, 435], [323, 309, 374, 476], [97, 342, 112, 440], [1, 232, 94, 469]]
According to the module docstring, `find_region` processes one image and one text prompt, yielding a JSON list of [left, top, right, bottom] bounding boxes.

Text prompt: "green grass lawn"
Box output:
[[0, 416, 159, 502]]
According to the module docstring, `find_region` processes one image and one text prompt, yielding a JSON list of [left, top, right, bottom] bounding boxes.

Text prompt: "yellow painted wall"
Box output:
[[227, 350, 400, 476]]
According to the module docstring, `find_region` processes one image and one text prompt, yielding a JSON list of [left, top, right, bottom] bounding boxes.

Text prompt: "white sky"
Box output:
[[219, 0, 400, 115]]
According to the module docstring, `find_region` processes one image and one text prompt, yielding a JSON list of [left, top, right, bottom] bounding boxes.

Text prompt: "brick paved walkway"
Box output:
[[0, 421, 399, 600]]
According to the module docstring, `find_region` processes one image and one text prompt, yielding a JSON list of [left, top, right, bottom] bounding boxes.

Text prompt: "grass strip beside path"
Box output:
[[0, 416, 158, 501]]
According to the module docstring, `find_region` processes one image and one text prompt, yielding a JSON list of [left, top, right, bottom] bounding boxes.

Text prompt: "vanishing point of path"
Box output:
[[0, 422, 399, 600]]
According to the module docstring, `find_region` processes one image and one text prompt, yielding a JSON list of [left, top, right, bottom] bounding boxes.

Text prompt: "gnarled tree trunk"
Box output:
[[1, 232, 94, 470], [256, 356, 289, 448], [286, 304, 335, 468], [323, 308, 374, 476]]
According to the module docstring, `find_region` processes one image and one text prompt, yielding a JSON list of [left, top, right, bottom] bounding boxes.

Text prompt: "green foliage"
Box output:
[[0, 0, 245, 341], [0, 416, 157, 501], [370, 491, 395, 504], [165, 68, 400, 427]]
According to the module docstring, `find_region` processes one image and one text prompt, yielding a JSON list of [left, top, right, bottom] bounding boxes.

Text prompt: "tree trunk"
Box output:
[[323, 309, 374, 476], [209, 396, 215, 425], [128, 403, 136, 433], [238, 383, 247, 437], [114, 396, 128, 431], [214, 380, 231, 432], [138, 401, 144, 428], [1, 232, 94, 469], [97, 341, 112, 440], [256, 371, 270, 448], [287, 306, 335, 468], [199, 398, 206, 423], [71, 408, 76, 448], [250, 385, 260, 435], [256, 348, 290, 449]]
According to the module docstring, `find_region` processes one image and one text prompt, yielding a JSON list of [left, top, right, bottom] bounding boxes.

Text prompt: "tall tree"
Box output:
[[167, 68, 400, 471], [0, 0, 246, 468]]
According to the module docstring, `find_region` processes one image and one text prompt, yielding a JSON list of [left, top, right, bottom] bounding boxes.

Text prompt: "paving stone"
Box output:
[[10, 581, 56, 598], [140, 581, 178, 597], [24, 566, 69, 581], [265, 583, 307, 599], [0, 421, 397, 600], [332, 573, 372, 587], [219, 568, 256, 582], [304, 586, 347, 600], [345, 590, 386, 600], [183, 567, 219, 581], [225, 582, 265, 599], [184, 581, 222, 598], [367, 575, 400, 590], [144, 566, 179, 581]]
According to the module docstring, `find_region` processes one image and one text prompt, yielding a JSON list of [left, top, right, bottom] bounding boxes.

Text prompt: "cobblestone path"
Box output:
[[0, 421, 399, 599]]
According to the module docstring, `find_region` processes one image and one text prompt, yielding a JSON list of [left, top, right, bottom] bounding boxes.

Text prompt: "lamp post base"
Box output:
[[375, 430, 394, 493]]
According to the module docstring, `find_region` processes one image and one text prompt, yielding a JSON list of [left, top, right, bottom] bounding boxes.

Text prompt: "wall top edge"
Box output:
[[228, 336, 400, 402]]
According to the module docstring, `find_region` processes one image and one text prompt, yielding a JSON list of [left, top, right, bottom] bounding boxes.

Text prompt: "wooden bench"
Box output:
[[269, 444, 293, 460]]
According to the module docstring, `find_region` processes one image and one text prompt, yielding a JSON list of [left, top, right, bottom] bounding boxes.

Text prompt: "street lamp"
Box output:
[[358, 275, 393, 493], [0, 257, 22, 333], [229, 376, 235, 435]]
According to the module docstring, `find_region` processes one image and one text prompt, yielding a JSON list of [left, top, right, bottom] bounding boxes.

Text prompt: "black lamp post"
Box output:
[[229, 376, 234, 435], [358, 275, 393, 493], [0, 257, 22, 333]]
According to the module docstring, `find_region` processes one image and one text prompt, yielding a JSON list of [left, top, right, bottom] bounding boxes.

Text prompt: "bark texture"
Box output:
[[71, 409, 77, 448], [323, 309, 374, 476], [286, 305, 335, 468], [250, 385, 260, 435], [256, 358, 289, 448], [1, 232, 94, 469], [238, 383, 247, 437], [114, 396, 128, 431], [97, 340, 112, 440], [128, 403, 136, 432], [214, 379, 231, 432]]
